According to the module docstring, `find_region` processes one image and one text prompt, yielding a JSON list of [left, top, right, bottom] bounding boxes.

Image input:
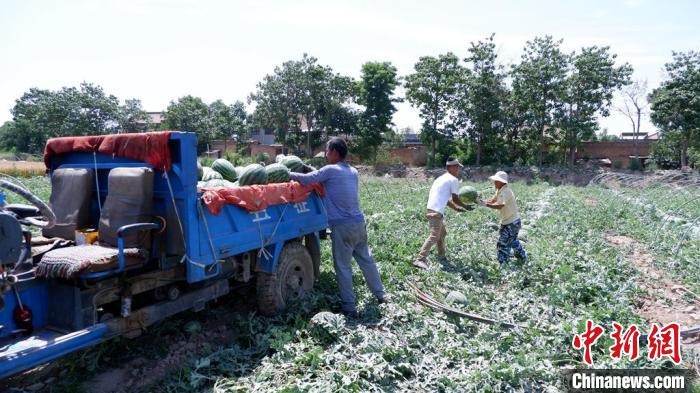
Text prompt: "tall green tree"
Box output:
[[249, 54, 355, 156], [458, 34, 507, 165], [511, 36, 569, 166], [4, 82, 121, 153], [405, 53, 463, 165], [557, 46, 632, 166], [208, 100, 247, 151], [649, 51, 700, 167], [118, 98, 150, 133], [355, 61, 401, 159], [162, 95, 211, 151], [501, 88, 529, 164]]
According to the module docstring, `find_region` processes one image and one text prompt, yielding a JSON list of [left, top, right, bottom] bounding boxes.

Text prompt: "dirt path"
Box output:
[[605, 233, 700, 349], [3, 294, 255, 393]]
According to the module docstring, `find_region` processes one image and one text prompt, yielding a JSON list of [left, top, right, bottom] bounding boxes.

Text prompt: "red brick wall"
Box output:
[[577, 141, 652, 167], [389, 146, 427, 166], [209, 139, 237, 153], [250, 143, 284, 162]]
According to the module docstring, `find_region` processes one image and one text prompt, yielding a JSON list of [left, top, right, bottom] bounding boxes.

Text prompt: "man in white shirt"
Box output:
[[414, 158, 473, 269], [484, 171, 527, 265]]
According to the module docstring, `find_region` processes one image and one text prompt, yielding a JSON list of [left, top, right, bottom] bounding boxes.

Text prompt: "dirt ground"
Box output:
[[3, 292, 257, 393], [605, 233, 700, 350], [357, 164, 603, 186]]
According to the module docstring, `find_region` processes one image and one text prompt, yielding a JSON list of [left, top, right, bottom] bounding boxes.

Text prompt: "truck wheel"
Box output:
[[304, 233, 321, 281], [257, 242, 313, 316]]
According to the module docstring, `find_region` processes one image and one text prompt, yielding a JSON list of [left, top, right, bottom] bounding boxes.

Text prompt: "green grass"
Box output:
[[1, 175, 51, 203]]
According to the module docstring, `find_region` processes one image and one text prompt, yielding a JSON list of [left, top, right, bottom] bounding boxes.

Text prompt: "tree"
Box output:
[[557, 46, 632, 166], [615, 79, 649, 158], [208, 100, 247, 151], [5, 82, 121, 153], [458, 34, 507, 165], [162, 95, 210, 151], [511, 36, 569, 166], [405, 53, 463, 165], [118, 99, 150, 133], [649, 51, 700, 167], [355, 61, 402, 159], [249, 54, 355, 156], [501, 88, 529, 164]]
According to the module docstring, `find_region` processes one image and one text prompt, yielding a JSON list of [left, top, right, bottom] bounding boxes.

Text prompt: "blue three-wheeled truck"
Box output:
[[0, 131, 328, 378]]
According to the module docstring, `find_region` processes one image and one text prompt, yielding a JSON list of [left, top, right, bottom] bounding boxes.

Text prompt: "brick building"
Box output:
[[576, 140, 653, 168]]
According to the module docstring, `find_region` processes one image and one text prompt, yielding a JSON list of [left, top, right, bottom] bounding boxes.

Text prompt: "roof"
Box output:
[[147, 112, 163, 124]]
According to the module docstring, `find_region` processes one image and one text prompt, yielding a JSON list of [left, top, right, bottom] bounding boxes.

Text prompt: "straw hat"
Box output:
[[489, 171, 509, 184], [445, 158, 463, 167]]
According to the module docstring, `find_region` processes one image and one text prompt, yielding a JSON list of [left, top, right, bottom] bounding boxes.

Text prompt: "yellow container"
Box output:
[[75, 229, 99, 245]]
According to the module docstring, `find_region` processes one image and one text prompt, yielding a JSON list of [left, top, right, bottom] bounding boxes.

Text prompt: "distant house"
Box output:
[[147, 112, 163, 129], [403, 133, 422, 146], [619, 131, 660, 141], [134, 111, 163, 131], [249, 128, 276, 145]]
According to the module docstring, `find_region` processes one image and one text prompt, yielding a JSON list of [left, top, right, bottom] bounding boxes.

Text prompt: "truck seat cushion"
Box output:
[[201, 181, 325, 216], [99, 167, 154, 248], [44, 131, 173, 171], [42, 168, 94, 240], [31, 236, 73, 263], [36, 245, 145, 279]]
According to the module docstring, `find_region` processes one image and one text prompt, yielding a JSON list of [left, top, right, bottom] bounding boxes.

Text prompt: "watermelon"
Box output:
[[458, 186, 479, 204], [281, 155, 305, 173], [265, 163, 290, 184], [197, 160, 203, 179], [201, 166, 212, 179], [202, 170, 223, 181], [445, 290, 469, 305], [238, 164, 268, 186], [234, 166, 245, 178], [211, 158, 238, 182]]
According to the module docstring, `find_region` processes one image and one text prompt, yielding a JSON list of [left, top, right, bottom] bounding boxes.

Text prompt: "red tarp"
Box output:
[[44, 131, 173, 171], [201, 181, 325, 215]]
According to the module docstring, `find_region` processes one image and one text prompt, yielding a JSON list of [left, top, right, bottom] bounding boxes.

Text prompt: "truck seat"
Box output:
[[36, 168, 155, 279], [41, 168, 94, 241]]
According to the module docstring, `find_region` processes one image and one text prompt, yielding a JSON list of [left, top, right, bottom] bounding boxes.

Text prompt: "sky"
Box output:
[[1, 0, 699, 136]]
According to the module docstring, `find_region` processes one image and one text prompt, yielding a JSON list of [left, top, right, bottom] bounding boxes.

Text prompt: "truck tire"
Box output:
[[304, 233, 321, 281], [257, 241, 314, 316]]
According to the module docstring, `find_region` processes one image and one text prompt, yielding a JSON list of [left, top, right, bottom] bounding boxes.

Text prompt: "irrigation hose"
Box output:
[[407, 281, 522, 329]]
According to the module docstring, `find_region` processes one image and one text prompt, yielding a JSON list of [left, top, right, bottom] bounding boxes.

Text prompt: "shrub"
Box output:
[[628, 158, 643, 172], [688, 147, 700, 170], [255, 152, 271, 164], [650, 132, 682, 169], [199, 156, 214, 167], [224, 151, 244, 166], [612, 160, 623, 169], [372, 146, 401, 166]]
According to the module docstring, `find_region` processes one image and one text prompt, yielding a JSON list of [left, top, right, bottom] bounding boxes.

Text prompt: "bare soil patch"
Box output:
[[605, 234, 700, 349], [584, 197, 598, 207]]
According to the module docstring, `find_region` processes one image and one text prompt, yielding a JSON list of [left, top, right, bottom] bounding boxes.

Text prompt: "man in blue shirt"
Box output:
[[289, 138, 388, 318]]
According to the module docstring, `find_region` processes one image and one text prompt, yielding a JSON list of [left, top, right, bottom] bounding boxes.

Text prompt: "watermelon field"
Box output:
[[3, 172, 700, 392]]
